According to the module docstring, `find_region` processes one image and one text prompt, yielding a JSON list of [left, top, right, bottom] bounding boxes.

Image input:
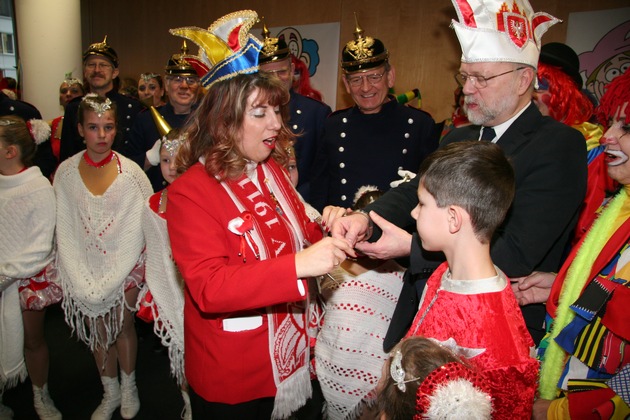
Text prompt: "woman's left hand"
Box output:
[[320, 206, 350, 233]]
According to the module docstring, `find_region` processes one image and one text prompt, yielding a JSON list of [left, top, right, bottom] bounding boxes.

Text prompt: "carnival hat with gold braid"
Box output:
[[341, 13, 389, 74], [258, 19, 291, 65], [165, 40, 201, 77], [450, 0, 560, 68], [83, 36, 119, 68], [170, 10, 262, 88]]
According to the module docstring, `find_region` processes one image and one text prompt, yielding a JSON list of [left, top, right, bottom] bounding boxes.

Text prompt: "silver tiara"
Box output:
[[161, 134, 185, 156], [390, 349, 421, 392], [82, 93, 112, 117]]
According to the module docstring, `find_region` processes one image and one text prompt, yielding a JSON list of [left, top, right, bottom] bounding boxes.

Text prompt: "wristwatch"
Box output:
[[350, 210, 374, 240]]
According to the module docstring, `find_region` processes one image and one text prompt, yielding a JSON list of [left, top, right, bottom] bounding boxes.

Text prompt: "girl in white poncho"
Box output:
[[54, 95, 152, 420], [137, 127, 190, 419], [0, 115, 62, 420], [315, 186, 405, 420]]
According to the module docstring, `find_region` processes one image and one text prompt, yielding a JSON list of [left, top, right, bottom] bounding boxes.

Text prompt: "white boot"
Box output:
[[180, 389, 192, 420], [32, 384, 62, 420], [120, 371, 140, 419], [0, 391, 13, 420], [90, 376, 121, 420]]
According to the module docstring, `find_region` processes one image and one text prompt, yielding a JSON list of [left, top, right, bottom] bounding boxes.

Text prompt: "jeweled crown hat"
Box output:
[[165, 41, 199, 76], [450, 0, 560, 68], [259, 19, 291, 64], [170, 10, 262, 88], [341, 13, 389, 74], [83, 36, 119, 68]]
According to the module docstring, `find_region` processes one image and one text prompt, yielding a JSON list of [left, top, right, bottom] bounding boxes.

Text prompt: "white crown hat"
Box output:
[[451, 0, 560, 68]]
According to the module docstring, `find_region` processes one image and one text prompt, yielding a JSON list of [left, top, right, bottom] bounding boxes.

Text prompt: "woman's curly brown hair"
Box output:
[[176, 72, 293, 180]]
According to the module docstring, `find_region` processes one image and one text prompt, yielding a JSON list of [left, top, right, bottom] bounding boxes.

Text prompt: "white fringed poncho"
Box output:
[[315, 260, 404, 420], [0, 167, 55, 390], [54, 153, 152, 350], [140, 195, 185, 386]]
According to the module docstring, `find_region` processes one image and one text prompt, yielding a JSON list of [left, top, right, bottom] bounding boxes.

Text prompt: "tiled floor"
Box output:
[[4, 303, 183, 419]]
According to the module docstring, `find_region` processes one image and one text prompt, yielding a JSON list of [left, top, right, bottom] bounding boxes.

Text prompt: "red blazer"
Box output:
[[167, 162, 320, 404]]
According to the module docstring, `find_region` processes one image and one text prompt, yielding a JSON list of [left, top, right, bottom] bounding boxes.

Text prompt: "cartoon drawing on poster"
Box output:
[[567, 8, 630, 105], [255, 22, 340, 109]]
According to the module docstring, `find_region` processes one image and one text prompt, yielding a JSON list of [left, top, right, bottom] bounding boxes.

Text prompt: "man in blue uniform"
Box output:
[[59, 36, 144, 162], [125, 42, 201, 191], [258, 23, 331, 202], [309, 19, 437, 211]]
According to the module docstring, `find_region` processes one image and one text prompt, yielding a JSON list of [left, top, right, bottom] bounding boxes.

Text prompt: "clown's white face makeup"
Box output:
[[601, 102, 630, 184]]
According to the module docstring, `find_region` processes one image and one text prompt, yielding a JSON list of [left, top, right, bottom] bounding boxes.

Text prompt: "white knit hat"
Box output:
[[450, 0, 560, 68]]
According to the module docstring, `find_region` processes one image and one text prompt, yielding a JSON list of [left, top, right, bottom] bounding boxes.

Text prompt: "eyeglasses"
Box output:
[[167, 76, 199, 86], [85, 62, 113, 70], [454, 67, 526, 88], [346, 71, 387, 88]]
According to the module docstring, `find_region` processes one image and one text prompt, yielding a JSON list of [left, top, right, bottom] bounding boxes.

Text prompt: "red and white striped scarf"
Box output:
[[220, 159, 321, 418]]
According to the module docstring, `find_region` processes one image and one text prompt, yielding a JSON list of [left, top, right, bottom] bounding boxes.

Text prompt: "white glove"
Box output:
[[390, 169, 417, 188], [146, 139, 161, 166]]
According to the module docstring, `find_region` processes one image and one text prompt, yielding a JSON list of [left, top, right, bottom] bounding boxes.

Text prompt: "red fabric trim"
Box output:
[[548, 217, 630, 317], [455, 0, 477, 27], [567, 387, 616, 419]]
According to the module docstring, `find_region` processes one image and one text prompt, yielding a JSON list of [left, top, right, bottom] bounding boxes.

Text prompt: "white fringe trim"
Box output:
[[148, 299, 185, 387], [62, 288, 124, 353], [271, 366, 312, 419], [0, 363, 27, 392]]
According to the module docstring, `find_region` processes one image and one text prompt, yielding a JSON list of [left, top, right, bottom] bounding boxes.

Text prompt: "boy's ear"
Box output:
[[5, 144, 18, 159], [447, 205, 464, 234]]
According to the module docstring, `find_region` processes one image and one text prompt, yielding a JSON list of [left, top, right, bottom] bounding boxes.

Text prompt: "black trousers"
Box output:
[[189, 380, 323, 419]]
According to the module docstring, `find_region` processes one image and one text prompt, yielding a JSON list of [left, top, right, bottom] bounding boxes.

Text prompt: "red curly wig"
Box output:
[[537, 62, 593, 126], [596, 69, 630, 130], [291, 55, 323, 102]]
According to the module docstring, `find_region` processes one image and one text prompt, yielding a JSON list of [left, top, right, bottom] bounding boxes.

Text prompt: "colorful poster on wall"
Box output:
[[566, 7, 630, 105], [255, 22, 340, 109]]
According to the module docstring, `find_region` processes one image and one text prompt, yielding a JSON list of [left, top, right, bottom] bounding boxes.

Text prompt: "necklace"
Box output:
[[83, 150, 115, 168], [410, 288, 441, 336]]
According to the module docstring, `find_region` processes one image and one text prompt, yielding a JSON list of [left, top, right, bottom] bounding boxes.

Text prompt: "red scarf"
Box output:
[[220, 159, 322, 417]]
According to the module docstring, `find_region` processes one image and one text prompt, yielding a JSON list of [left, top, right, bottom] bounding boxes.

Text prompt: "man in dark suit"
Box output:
[[124, 42, 201, 191], [258, 22, 331, 202], [331, 0, 587, 350], [59, 36, 143, 162]]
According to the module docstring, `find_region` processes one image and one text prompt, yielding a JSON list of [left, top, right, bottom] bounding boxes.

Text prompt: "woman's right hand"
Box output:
[[295, 236, 352, 278]]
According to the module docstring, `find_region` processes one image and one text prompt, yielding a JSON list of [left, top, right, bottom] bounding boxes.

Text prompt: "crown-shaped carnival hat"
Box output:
[[170, 10, 262, 88], [341, 13, 389, 74], [165, 40, 201, 77], [258, 19, 291, 65], [83, 36, 119, 68], [450, 0, 560, 68]]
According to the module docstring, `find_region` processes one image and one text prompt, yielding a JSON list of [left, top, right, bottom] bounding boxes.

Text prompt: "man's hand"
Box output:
[[330, 213, 370, 257], [532, 398, 552, 420], [355, 211, 412, 260], [511, 271, 556, 306]]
